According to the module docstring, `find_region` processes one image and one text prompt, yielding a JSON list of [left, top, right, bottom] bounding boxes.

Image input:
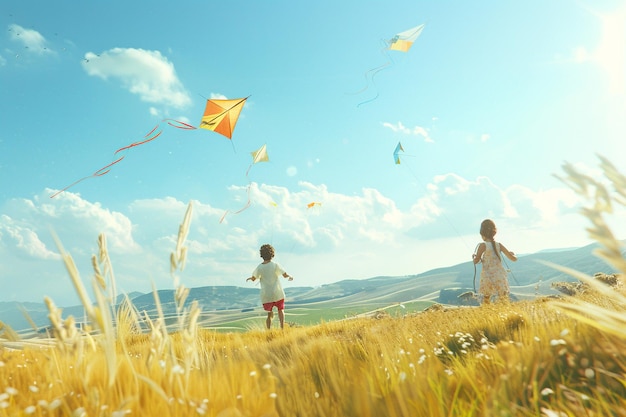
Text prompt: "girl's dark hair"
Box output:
[[260, 244, 275, 261], [480, 219, 500, 261]]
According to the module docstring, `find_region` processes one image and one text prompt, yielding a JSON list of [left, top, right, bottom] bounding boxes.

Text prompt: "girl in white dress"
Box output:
[[472, 219, 517, 304]]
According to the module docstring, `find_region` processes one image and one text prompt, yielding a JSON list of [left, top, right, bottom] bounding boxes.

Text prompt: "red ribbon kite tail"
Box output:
[[219, 185, 253, 224], [50, 124, 162, 198], [163, 119, 198, 130], [49, 155, 126, 198]]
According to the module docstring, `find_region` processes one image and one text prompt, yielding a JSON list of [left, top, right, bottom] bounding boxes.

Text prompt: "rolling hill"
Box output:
[[1, 241, 620, 333]]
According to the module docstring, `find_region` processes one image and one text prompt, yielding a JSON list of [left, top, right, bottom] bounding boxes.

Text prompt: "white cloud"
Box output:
[[382, 121, 434, 143], [0, 55, 6, 66], [8, 24, 53, 55], [407, 173, 584, 241], [0, 215, 58, 260], [82, 48, 191, 108]]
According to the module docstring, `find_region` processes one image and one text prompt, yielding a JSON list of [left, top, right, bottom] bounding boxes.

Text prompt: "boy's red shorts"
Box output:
[[263, 299, 285, 311]]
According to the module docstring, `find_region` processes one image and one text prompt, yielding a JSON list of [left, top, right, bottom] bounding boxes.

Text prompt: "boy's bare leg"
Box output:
[[266, 311, 273, 329], [278, 309, 285, 329]]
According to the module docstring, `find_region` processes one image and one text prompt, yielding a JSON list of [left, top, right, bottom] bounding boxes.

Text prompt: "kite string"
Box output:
[[399, 158, 473, 252], [399, 146, 523, 290]]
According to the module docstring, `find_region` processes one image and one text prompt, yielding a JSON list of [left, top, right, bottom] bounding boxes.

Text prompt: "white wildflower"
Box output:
[[540, 407, 568, 417], [73, 407, 87, 417], [49, 399, 62, 410]]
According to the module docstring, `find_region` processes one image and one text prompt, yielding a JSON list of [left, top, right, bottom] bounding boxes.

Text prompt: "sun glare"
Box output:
[[594, 6, 626, 94]]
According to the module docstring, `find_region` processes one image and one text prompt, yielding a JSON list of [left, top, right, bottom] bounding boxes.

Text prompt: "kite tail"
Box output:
[[219, 185, 253, 224], [49, 155, 126, 198], [348, 59, 391, 96], [49, 175, 93, 199], [356, 91, 381, 108], [114, 127, 163, 154], [50, 122, 167, 198], [164, 119, 197, 130], [220, 158, 259, 223], [244, 162, 254, 177], [350, 42, 395, 107]]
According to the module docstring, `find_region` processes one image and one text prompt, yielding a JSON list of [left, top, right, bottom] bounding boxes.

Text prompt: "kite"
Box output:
[[250, 143, 269, 165], [199, 97, 248, 139], [220, 143, 269, 223], [393, 142, 404, 164], [50, 97, 249, 198], [307, 202, 322, 209], [388, 24, 425, 52], [353, 23, 425, 107]]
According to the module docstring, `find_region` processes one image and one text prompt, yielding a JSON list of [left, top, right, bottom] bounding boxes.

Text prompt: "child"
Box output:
[[246, 244, 293, 329], [472, 219, 517, 304]]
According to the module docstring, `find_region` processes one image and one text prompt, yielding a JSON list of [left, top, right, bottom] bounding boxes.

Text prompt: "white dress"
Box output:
[[478, 241, 509, 299]]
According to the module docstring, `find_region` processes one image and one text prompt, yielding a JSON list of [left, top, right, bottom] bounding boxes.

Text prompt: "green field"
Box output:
[[199, 298, 435, 331]]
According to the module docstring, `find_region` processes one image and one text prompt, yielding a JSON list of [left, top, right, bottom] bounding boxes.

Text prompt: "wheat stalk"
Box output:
[[551, 155, 626, 339]]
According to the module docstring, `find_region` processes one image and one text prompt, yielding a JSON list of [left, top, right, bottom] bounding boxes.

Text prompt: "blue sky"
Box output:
[[1, 0, 625, 306]]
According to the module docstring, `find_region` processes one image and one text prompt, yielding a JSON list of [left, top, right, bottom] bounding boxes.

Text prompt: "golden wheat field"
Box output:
[[0, 158, 625, 416]]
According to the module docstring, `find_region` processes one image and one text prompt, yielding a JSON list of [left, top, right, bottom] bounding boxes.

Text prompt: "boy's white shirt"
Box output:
[[252, 261, 287, 303]]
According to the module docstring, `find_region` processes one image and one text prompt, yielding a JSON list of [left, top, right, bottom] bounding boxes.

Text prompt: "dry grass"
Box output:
[[1, 299, 625, 416], [0, 159, 625, 416]]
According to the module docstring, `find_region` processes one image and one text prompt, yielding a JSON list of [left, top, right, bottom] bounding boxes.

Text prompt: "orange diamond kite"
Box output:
[[199, 97, 248, 139]]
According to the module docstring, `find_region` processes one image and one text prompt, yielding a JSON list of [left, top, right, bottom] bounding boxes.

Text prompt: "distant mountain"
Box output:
[[1, 242, 620, 333]]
